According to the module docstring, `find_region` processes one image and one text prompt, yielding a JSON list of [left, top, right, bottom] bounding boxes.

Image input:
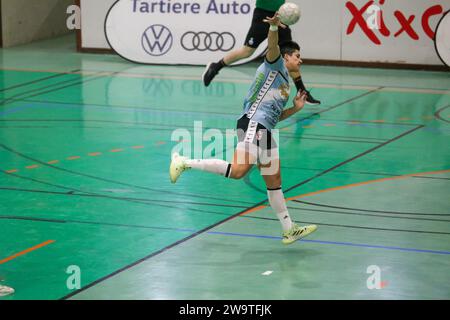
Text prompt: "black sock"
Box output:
[[215, 58, 226, 71], [294, 76, 307, 92]]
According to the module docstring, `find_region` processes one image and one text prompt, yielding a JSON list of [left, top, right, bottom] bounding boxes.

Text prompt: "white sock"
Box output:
[[267, 188, 293, 232], [185, 159, 232, 177]]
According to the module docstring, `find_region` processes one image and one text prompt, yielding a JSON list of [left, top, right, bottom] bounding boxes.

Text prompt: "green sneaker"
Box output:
[[282, 224, 317, 245], [169, 152, 189, 183]]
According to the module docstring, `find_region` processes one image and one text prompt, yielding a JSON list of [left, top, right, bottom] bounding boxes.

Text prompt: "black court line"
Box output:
[[2, 212, 447, 237], [307, 117, 423, 127], [279, 87, 384, 129], [0, 72, 110, 106], [79, 67, 450, 91], [283, 125, 424, 193], [0, 185, 248, 210], [0, 69, 81, 93], [292, 200, 450, 216], [301, 133, 386, 141], [21, 95, 423, 127], [280, 133, 382, 144], [1, 167, 256, 205], [62, 109, 422, 300], [0, 186, 237, 218], [281, 165, 450, 180], [22, 98, 242, 117], [285, 206, 450, 222], [0, 144, 255, 204], [0, 123, 384, 145], [242, 215, 450, 236], [435, 105, 450, 123]]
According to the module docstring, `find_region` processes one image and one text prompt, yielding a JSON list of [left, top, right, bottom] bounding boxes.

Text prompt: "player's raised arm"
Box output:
[[263, 13, 286, 63]]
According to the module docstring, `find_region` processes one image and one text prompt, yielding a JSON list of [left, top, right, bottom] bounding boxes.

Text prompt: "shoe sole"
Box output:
[[169, 161, 180, 184], [202, 62, 213, 87], [169, 154, 181, 183], [282, 225, 317, 245], [306, 101, 320, 106]]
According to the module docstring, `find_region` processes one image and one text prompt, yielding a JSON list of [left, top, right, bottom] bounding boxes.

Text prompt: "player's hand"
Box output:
[[263, 12, 287, 28], [293, 90, 307, 111]]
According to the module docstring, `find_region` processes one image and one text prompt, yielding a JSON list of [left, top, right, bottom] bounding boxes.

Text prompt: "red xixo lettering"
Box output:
[[346, 1, 444, 45]]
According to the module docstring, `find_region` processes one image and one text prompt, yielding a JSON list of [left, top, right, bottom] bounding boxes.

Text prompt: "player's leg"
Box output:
[[223, 46, 256, 66], [260, 159, 317, 245], [169, 148, 255, 183], [170, 117, 259, 183], [202, 46, 255, 87], [279, 27, 321, 105], [202, 8, 269, 86], [258, 130, 317, 244]]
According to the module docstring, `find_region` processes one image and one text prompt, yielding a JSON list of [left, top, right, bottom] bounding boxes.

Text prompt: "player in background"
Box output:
[[171, 13, 318, 245], [202, 0, 321, 106]]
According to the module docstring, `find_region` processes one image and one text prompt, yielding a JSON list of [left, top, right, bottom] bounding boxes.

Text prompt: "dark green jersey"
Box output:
[[256, 0, 285, 12]]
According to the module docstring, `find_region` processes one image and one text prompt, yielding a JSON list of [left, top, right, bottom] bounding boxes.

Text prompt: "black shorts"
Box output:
[[244, 8, 293, 48], [236, 116, 279, 164]]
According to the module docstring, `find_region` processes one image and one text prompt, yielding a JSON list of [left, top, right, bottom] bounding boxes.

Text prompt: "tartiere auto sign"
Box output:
[[105, 0, 267, 65]]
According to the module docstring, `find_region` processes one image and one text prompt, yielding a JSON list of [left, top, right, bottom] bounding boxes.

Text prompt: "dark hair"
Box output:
[[279, 41, 300, 57]]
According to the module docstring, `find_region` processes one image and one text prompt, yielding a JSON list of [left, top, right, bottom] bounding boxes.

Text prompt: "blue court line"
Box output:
[[51, 219, 450, 256], [206, 230, 450, 255]]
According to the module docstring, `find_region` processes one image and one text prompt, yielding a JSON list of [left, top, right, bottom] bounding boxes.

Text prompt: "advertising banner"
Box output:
[[104, 0, 266, 65], [80, 0, 449, 66]]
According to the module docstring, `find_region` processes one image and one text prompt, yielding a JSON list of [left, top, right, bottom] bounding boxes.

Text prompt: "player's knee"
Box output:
[[230, 165, 249, 179]]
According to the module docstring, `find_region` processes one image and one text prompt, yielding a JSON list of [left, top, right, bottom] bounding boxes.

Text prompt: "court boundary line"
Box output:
[[0, 240, 55, 265], [60, 123, 423, 300]]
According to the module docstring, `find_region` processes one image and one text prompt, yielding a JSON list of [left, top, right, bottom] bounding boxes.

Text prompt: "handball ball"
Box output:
[[278, 2, 301, 26]]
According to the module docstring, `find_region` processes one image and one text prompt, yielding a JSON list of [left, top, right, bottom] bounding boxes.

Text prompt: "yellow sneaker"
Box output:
[[282, 224, 317, 245], [169, 152, 189, 183], [0, 285, 14, 296]]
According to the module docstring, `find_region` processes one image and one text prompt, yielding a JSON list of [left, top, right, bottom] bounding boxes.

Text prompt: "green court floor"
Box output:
[[0, 35, 449, 300]]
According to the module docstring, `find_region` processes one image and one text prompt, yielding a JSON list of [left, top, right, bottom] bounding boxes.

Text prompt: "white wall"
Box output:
[[1, 0, 74, 48], [80, 0, 116, 49], [80, 0, 449, 66]]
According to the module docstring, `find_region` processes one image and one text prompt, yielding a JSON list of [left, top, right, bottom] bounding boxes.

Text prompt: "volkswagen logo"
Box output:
[[181, 31, 236, 52], [141, 24, 173, 56]]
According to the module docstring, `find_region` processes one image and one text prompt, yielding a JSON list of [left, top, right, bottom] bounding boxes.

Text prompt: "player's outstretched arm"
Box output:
[[263, 13, 286, 63], [279, 90, 307, 121]]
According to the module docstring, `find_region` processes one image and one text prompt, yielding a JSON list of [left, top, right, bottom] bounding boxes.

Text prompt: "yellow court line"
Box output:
[[286, 168, 450, 202], [240, 168, 450, 216]]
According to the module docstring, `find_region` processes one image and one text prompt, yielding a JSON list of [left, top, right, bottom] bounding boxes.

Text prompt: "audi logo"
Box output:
[[181, 31, 236, 52]]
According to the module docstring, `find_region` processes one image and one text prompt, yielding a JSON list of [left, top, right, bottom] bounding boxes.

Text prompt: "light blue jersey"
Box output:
[[240, 56, 290, 130]]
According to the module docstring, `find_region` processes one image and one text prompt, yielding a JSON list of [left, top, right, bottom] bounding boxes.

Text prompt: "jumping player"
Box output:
[[171, 13, 317, 245], [202, 0, 321, 106]]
